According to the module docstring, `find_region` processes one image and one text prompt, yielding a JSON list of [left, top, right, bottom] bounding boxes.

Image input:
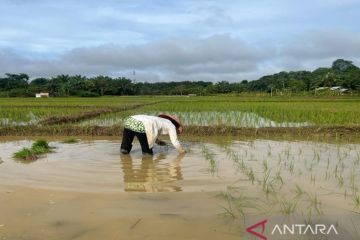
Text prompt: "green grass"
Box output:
[[0, 97, 158, 125], [1, 96, 360, 129], [13, 148, 37, 160], [13, 139, 53, 160], [141, 98, 360, 125]]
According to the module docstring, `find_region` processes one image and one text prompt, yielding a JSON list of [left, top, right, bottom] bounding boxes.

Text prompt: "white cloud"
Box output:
[[0, 1, 360, 81], [0, 34, 274, 81]]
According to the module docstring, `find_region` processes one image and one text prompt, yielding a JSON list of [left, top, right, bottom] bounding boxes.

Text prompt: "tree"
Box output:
[[48, 75, 70, 96], [92, 76, 112, 96], [2, 73, 29, 90], [332, 59, 355, 72], [29, 77, 49, 94]]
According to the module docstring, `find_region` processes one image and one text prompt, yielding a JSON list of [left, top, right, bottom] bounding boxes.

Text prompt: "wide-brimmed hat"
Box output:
[[158, 113, 182, 129]]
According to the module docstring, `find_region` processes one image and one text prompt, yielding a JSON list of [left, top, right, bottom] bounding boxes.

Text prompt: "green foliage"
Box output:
[[1, 96, 360, 127], [32, 139, 51, 151], [13, 148, 37, 160], [8, 88, 30, 97], [31, 145, 50, 155], [332, 59, 355, 72], [75, 90, 100, 97], [13, 139, 52, 160], [0, 59, 359, 96]]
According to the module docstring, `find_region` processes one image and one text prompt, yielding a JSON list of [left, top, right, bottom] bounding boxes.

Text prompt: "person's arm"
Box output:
[[168, 125, 186, 153]]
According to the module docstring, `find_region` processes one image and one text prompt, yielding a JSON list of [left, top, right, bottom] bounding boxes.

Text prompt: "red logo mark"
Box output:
[[246, 219, 268, 240]]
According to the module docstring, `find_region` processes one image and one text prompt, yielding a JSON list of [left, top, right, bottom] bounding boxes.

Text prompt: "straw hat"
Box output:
[[158, 113, 183, 133]]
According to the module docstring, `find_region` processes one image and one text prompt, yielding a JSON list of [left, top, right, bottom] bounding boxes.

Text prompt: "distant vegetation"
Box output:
[[0, 59, 359, 97]]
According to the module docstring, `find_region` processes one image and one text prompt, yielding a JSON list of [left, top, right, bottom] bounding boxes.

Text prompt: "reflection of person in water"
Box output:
[[119, 152, 184, 192], [120, 114, 186, 155]]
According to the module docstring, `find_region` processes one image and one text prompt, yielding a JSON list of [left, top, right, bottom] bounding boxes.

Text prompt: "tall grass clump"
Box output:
[[13, 139, 53, 160], [31, 139, 51, 154], [13, 148, 37, 161]]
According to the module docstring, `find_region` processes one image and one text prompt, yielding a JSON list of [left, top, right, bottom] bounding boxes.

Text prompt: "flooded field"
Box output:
[[1, 138, 360, 239]]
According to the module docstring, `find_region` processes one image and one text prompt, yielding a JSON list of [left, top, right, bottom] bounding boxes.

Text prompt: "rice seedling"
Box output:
[[267, 144, 272, 156], [294, 184, 305, 199], [305, 192, 323, 216], [324, 170, 331, 181], [201, 144, 218, 176], [326, 157, 330, 170], [246, 169, 255, 185], [315, 152, 321, 163], [336, 175, 344, 188], [284, 146, 291, 159], [36, 139, 50, 148], [353, 193, 360, 210], [13, 139, 53, 161], [279, 199, 298, 216], [288, 161, 294, 174], [310, 174, 316, 184], [334, 164, 339, 177], [13, 148, 37, 161], [350, 168, 357, 193], [261, 170, 271, 189], [217, 186, 263, 221], [275, 171, 284, 187], [355, 152, 360, 166], [263, 182, 277, 197], [277, 153, 282, 165], [262, 159, 268, 172]]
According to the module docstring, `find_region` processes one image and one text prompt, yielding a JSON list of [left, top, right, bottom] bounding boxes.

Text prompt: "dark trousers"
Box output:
[[121, 128, 153, 155]]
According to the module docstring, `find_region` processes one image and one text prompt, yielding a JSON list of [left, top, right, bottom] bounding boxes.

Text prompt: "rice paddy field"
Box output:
[[1, 96, 360, 135], [1, 95, 360, 239]]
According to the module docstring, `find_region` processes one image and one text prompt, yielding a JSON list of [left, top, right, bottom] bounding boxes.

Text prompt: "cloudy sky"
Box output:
[[1, 0, 360, 82]]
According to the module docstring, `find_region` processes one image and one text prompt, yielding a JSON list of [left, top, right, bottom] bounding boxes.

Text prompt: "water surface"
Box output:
[[1, 139, 360, 239]]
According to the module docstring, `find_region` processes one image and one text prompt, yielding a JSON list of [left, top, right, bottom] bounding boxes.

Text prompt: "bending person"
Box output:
[[121, 114, 186, 155]]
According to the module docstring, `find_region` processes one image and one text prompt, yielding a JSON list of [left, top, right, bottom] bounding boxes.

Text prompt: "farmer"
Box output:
[[120, 114, 186, 155]]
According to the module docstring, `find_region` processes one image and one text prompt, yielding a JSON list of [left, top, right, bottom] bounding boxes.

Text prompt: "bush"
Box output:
[[0, 91, 9, 97], [75, 91, 100, 97], [8, 88, 28, 97]]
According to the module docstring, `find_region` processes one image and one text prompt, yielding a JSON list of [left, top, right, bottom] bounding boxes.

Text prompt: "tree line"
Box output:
[[0, 59, 359, 97]]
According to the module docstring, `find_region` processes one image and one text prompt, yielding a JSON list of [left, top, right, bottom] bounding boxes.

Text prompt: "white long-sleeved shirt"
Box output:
[[131, 115, 182, 151]]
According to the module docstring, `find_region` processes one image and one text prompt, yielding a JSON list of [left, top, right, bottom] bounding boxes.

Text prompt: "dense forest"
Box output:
[[0, 59, 359, 97]]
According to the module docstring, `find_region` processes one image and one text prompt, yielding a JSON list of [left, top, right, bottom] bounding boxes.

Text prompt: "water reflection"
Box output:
[[120, 152, 185, 192]]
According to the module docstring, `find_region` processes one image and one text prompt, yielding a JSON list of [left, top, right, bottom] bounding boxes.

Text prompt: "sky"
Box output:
[[0, 0, 360, 82]]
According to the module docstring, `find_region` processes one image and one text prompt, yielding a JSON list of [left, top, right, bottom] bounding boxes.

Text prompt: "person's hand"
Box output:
[[179, 148, 187, 154]]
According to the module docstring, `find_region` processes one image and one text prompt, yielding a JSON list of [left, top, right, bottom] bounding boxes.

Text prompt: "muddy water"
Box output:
[[0, 140, 238, 193], [1, 139, 360, 239]]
